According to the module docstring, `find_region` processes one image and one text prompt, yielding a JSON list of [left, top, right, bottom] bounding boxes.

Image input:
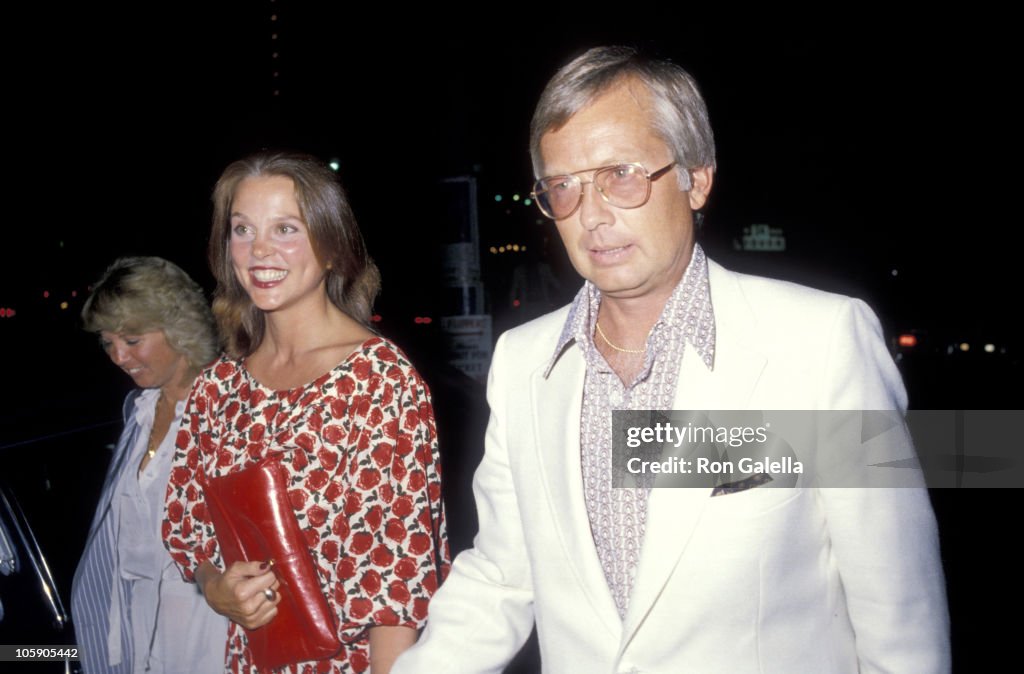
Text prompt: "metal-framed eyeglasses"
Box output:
[[530, 162, 678, 221]]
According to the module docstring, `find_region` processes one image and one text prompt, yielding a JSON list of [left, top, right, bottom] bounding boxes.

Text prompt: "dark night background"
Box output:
[[1, 4, 1018, 672]]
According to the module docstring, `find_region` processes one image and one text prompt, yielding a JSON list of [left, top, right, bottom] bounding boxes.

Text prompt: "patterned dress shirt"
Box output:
[[544, 244, 716, 618]]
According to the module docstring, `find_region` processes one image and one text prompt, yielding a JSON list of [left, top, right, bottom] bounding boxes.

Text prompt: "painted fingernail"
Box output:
[[259, 562, 269, 570]]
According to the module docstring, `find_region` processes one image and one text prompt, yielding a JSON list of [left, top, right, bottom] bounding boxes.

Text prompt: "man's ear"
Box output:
[[688, 166, 714, 210]]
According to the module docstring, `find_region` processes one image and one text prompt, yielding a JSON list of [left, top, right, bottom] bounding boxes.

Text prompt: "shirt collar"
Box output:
[[544, 243, 716, 377]]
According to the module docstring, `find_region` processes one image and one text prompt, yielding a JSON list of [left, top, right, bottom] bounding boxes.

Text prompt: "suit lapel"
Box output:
[[531, 348, 622, 639], [620, 263, 768, 647]]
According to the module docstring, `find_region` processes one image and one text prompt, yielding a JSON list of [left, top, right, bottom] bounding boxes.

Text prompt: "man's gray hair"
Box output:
[[530, 46, 716, 190]]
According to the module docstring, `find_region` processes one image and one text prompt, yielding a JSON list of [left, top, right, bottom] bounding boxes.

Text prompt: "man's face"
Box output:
[[538, 80, 712, 305]]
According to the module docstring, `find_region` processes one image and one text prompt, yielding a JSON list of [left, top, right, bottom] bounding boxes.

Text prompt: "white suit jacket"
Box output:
[[395, 260, 950, 674]]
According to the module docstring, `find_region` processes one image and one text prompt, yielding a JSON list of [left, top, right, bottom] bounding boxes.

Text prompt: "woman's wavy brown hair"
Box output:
[[209, 151, 381, 357]]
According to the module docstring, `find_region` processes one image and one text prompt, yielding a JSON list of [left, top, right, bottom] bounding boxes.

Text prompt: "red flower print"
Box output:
[[385, 518, 407, 543], [370, 545, 394, 567], [392, 455, 407, 482], [250, 388, 266, 407], [350, 531, 373, 555], [322, 424, 344, 445], [289, 489, 309, 510], [388, 579, 411, 605], [167, 499, 184, 523], [332, 513, 350, 540], [373, 606, 399, 625], [296, 432, 316, 452], [395, 558, 418, 580], [349, 651, 369, 673], [170, 466, 191, 487], [353, 394, 372, 418], [357, 467, 381, 490], [360, 569, 381, 595], [321, 540, 339, 563], [391, 496, 414, 518], [306, 468, 330, 492], [395, 435, 414, 456], [165, 343, 450, 672], [199, 434, 217, 453], [307, 504, 329, 528], [353, 358, 372, 381], [368, 407, 384, 428], [408, 532, 432, 556], [324, 481, 343, 503], [371, 443, 391, 468], [408, 470, 426, 492], [330, 398, 348, 418], [337, 558, 357, 583], [317, 448, 339, 472], [365, 505, 383, 532], [215, 361, 235, 380], [413, 597, 430, 621], [349, 597, 373, 620]]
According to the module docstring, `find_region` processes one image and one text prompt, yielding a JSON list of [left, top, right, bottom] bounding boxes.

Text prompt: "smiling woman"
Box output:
[[72, 256, 225, 674], [163, 152, 450, 674]]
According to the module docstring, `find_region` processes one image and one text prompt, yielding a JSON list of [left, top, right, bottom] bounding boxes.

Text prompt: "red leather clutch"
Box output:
[[201, 454, 341, 671]]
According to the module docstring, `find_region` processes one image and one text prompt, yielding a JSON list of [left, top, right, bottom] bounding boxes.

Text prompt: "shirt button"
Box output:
[[610, 391, 623, 406]]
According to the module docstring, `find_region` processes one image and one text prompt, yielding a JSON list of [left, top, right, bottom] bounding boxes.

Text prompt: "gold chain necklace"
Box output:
[[595, 321, 646, 354]]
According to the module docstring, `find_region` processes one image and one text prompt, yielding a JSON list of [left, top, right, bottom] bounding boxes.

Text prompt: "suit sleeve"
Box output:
[[816, 298, 951, 673], [393, 332, 536, 674]]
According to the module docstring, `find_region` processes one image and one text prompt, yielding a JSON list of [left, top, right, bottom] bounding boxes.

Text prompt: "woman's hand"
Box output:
[[196, 560, 280, 629]]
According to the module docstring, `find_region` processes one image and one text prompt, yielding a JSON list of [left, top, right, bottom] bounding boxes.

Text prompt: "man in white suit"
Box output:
[[394, 46, 949, 673]]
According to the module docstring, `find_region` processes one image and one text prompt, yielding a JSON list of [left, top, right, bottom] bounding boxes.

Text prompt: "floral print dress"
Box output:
[[164, 337, 450, 673]]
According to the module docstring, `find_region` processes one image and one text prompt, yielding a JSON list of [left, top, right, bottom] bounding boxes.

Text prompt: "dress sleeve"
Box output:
[[330, 344, 450, 639], [163, 369, 221, 582]]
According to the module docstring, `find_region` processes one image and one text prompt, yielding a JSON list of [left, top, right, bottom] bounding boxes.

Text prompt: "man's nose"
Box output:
[[577, 180, 612, 231]]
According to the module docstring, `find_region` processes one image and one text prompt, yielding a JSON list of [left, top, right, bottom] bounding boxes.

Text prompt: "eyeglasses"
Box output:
[[531, 162, 677, 221]]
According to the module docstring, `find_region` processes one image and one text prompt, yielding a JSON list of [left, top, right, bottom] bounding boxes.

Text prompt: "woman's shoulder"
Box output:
[[349, 336, 426, 383]]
